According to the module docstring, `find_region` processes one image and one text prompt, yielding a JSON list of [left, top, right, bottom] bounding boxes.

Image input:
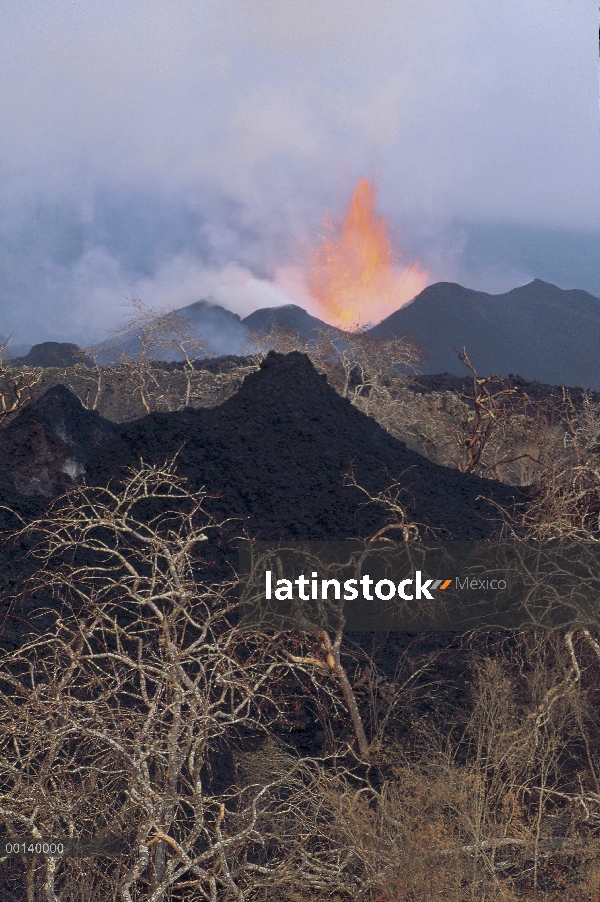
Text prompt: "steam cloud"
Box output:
[[0, 0, 597, 349]]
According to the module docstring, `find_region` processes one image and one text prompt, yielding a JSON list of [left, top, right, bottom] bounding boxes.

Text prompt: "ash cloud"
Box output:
[[0, 0, 597, 349]]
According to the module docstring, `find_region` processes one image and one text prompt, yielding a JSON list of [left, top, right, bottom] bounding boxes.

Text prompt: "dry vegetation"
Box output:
[[3, 462, 600, 899], [0, 339, 41, 425], [2, 306, 600, 899]]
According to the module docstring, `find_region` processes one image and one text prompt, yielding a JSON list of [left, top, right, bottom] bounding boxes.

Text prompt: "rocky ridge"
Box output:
[[85, 351, 524, 541]]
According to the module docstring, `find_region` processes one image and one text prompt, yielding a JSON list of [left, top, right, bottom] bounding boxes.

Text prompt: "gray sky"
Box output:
[[0, 0, 598, 346]]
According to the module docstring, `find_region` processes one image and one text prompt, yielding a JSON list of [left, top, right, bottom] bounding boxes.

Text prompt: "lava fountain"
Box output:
[[309, 176, 430, 329]]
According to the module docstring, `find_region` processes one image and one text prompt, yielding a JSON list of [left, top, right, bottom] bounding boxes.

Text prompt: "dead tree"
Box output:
[[307, 326, 422, 410], [448, 347, 520, 475], [0, 339, 41, 425], [246, 323, 310, 361], [85, 298, 210, 415], [0, 461, 331, 901], [441, 346, 555, 481]]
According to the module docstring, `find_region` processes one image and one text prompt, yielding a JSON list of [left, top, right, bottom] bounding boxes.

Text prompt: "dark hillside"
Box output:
[[0, 383, 116, 500], [406, 372, 600, 409], [9, 341, 93, 368], [370, 279, 600, 389], [242, 304, 329, 342], [86, 351, 525, 541], [0, 386, 117, 649]]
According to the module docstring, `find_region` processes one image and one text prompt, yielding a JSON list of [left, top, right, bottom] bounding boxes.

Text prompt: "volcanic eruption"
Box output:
[[309, 176, 430, 329]]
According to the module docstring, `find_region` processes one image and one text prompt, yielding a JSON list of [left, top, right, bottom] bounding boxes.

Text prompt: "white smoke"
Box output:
[[0, 0, 596, 348]]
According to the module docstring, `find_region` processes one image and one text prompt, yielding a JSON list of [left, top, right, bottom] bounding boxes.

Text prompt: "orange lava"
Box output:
[[309, 177, 429, 328]]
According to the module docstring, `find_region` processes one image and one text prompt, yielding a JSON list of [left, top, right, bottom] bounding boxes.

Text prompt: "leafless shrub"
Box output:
[[497, 388, 600, 540], [240, 538, 380, 762], [344, 469, 422, 544], [2, 467, 600, 898], [432, 635, 600, 896], [293, 634, 600, 901], [216, 739, 456, 902], [245, 324, 310, 361], [0, 461, 348, 901], [0, 338, 42, 425], [87, 298, 212, 414], [237, 631, 600, 900], [344, 345, 567, 487], [388, 348, 560, 483], [307, 326, 422, 410]]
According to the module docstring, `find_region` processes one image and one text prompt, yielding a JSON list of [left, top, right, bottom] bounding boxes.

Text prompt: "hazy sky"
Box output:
[[0, 0, 598, 346]]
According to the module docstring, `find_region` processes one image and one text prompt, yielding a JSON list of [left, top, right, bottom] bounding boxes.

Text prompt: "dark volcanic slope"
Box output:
[[11, 341, 93, 368], [86, 352, 523, 540], [369, 279, 600, 389], [0, 386, 118, 649], [96, 299, 250, 363], [242, 304, 330, 342], [406, 372, 600, 410], [0, 383, 116, 501]]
